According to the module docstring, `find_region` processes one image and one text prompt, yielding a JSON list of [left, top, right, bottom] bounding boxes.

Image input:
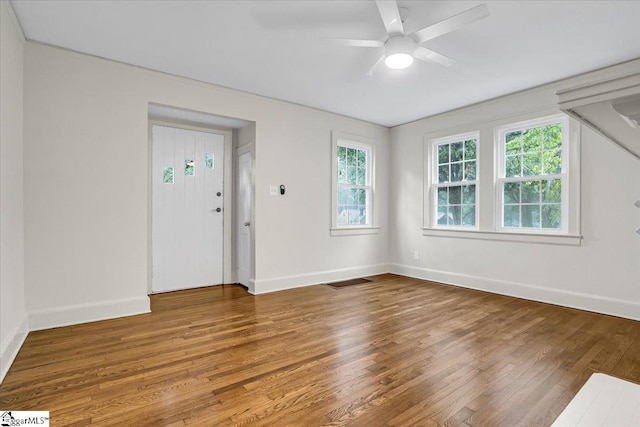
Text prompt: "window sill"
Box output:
[[331, 227, 380, 236], [421, 228, 582, 246]]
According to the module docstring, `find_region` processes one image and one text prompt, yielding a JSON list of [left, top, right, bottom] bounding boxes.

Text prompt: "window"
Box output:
[[204, 153, 214, 170], [431, 132, 478, 228], [497, 115, 568, 233], [331, 132, 378, 235], [185, 159, 195, 176], [163, 166, 174, 184], [423, 113, 579, 245], [337, 144, 371, 226]]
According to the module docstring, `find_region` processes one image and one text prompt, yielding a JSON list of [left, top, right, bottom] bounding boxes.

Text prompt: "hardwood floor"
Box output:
[[1, 274, 639, 426]]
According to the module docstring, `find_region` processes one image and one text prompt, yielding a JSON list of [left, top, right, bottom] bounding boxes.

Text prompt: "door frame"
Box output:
[[147, 119, 234, 294]]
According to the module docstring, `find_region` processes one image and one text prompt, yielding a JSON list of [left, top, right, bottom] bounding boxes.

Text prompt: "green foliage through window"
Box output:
[[163, 167, 174, 184], [337, 144, 371, 226], [435, 137, 477, 227], [501, 121, 564, 229]]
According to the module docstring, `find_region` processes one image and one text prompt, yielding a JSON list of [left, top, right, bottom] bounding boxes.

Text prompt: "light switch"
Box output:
[[269, 185, 278, 196]]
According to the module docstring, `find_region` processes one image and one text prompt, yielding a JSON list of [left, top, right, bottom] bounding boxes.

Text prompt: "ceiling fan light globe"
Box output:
[[385, 53, 413, 69]]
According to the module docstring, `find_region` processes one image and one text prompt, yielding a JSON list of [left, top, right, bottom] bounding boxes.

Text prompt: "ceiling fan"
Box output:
[[325, 1, 489, 75]]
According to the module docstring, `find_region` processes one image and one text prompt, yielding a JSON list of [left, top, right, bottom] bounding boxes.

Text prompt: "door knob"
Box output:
[[217, 192, 222, 197], [244, 221, 250, 226], [212, 207, 222, 213]]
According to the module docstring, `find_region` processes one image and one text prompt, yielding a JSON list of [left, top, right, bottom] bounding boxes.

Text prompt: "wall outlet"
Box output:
[[269, 185, 278, 196], [413, 250, 419, 260]]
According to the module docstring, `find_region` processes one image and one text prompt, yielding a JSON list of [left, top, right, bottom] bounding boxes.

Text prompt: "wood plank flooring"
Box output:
[[1, 274, 639, 426]]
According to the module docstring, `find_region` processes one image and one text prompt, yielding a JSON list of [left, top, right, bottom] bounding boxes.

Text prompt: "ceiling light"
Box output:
[[384, 36, 415, 70], [385, 53, 413, 69]]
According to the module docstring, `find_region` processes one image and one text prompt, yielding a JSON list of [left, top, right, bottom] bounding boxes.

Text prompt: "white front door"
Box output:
[[236, 151, 252, 287], [151, 124, 225, 293]]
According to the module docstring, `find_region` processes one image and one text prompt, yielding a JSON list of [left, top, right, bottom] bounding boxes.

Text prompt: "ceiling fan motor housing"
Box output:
[[384, 35, 417, 69]]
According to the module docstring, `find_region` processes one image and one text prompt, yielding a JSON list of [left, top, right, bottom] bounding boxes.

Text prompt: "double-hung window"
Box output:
[[331, 132, 376, 234], [431, 132, 478, 228], [496, 114, 568, 233]]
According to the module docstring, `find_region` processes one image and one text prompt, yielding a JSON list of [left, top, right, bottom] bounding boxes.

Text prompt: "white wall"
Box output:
[[22, 42, 390, 329], [389, 64, 640, 320], [0, 0, 28, 382]]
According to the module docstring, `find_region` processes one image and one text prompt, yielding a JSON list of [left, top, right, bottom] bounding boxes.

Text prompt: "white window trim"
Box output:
[[428, 131, 480, 230], [330, 131, 378, 236], [422, 111, 581, 245]]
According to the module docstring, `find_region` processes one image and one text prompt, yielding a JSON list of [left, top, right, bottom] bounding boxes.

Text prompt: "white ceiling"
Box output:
[[11, 0, 640, 127]]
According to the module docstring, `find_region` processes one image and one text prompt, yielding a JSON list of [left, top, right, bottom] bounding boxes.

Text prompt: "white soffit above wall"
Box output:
[[558, 70, 640, 160], [11, 0, 640, 127]]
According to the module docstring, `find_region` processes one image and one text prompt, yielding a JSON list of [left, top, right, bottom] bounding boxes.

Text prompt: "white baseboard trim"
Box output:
[[29, 296, 151, 332], [251, 264, 390, 295], [0, 314, 29, 384], [390, 263, 640, 321]]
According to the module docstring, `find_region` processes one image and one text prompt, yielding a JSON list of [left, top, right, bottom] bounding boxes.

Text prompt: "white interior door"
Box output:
[[236, 151, 252, 287], [152, 124, 224, 293]]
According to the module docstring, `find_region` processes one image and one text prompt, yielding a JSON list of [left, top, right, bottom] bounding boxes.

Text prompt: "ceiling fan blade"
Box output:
[[375, 0, 405, 36], [412, 4, 489, 44], [413, 46, 456, 67], [366, 54, 386, 76], [321, 38, 384, 48]]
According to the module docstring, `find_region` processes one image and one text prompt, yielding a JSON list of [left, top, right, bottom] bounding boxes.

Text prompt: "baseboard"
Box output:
[[0, 314, 29, 384], [390, 263, 640, 321], [251, 264, 390, 295], [29, 296, 151, 331]]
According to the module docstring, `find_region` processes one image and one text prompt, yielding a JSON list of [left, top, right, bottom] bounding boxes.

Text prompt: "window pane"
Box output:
[[357, 149, 366, 167], [505, 131, 522, 155], [543, 124, 562, 150], [347, 148, 356, 167], [504, 205, 520, 227], [451, 142, 463, 162], [347, 166, 357, 184], [521, 205, 540, 228], [542, 204, 561, 228], [504, 182, 520, 204], [522, 127, 542, 153], [357, 167, 366, 185], [464, 139, 476, 160], [337, 146, 346, 162], [338, 186, 348, 204], [438, 187, 448, 205], [163, 167, 174, 184], [338, 163, 346, 183], [449, 206, 462, 225], [337, 205, 348, 225], [543, 149, 562, 174], [451, 163, 463, 181], [438, 144, 449, 164], [204, 153, 214, 169], [349, 188, 359, 204], [522, 152, 541, 176], [521, 180, 540, 203], [463, 184, 476, 205], [185, 159, 195, 176], [438, 165, 449, 183], [437, 206, 448, 225], [462, 205, 475, 226], [464, 161, 476, 180], [542, 179, 561, 203], [357, 188, 366, 205], [449, 186, 462, 205], [505, 155, 521, 177]]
